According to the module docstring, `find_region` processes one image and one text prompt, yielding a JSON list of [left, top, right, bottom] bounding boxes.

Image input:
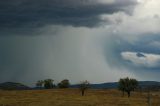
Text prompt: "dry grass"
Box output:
[[0, 89, 159, 106]]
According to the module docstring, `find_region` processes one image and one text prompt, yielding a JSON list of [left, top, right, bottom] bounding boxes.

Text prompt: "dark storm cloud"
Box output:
[[0, 0, 137, 30]]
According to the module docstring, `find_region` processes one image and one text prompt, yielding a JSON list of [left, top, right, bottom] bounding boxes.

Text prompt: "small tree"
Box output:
[[118, 77, 138, 97], [36, 80, 44, 88], [58, 79, 70, 88], [44, 79, 54, 89], [79, 80, 90, 96]]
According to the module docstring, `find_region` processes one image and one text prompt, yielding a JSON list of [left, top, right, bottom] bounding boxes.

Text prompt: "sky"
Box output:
[[0, 0, 160, 86]]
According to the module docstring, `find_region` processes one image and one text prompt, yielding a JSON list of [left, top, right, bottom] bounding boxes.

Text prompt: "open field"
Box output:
[[0, 89, 159, 106]]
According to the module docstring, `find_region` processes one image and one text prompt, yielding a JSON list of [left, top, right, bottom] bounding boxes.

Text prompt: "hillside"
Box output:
[[0, 82, 30, 90], [0, 81, 160, 90], [71, 81, 160, 89]]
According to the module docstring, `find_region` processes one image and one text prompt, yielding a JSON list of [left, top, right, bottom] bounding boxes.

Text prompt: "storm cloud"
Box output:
[[0, 0, 160, 86], [0, 0, 137, 33]]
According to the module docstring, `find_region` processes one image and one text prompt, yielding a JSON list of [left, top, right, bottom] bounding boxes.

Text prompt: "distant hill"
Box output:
[[137, 81, 160, 90], [70, 82, 118, 89], [138, 81, 160, 87], [71, 81, 160, 89], [0, 82, 30, 90], [89, 82, 118, 89], [1, 81, 160, 90]]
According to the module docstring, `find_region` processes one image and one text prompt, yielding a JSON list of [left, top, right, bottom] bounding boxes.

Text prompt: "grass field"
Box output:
[[0, 89, 159, 106]]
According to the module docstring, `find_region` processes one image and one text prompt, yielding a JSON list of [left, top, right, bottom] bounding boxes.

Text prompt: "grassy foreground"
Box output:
[[0, 89, 159, 106]]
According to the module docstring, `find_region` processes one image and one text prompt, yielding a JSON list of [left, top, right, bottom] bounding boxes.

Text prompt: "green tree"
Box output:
[[118, 77, 138, 97], [44, 79, 54, 89], [58, 79, 70, 88], [36, 80, 44, 88], [79, 80, 90, 96]]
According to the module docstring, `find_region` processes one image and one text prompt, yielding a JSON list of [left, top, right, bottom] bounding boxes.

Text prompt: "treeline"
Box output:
[[36, 79, 70, 89], [36, 77, 138, 97], [36, 79, 90, 96]]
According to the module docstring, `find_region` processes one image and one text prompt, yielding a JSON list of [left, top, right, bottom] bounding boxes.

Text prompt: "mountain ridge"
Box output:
[[71, 81, 160, 89], [0, 81, 160, 90], [0, 82, 31, 90]]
